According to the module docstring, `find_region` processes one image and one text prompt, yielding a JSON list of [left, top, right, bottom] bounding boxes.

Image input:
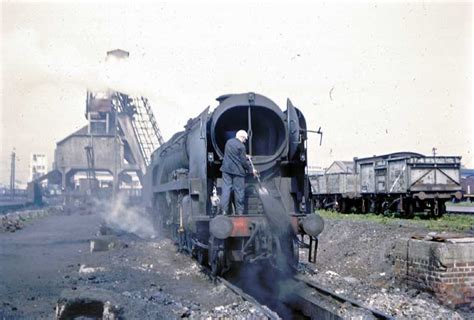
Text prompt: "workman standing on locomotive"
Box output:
[[220, 130, 258, 215]]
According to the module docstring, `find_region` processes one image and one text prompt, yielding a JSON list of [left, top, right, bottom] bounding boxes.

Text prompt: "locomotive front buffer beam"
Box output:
[[209, 213, 324, 263]]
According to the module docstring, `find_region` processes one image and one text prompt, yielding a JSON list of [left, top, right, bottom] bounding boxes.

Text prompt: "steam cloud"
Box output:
[[96, 193, 157, 239], [3, 27, 182, 111]]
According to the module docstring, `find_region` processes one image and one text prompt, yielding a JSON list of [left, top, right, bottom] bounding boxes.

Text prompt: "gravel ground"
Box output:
[[0, 207, 267, 319], [300, 217, 471, 319], [1, 205, 472, 319]]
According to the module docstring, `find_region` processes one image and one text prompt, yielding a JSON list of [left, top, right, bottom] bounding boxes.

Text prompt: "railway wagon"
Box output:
[[310, 172, 358, 212], [460, 168, 474, 200], [143, 92, 324, 276], [356, 152, 462, 217], [311, 152, 462, 217]]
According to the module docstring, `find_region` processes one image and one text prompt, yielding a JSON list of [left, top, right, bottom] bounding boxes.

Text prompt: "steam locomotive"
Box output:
[[143, 93, 324, 276]]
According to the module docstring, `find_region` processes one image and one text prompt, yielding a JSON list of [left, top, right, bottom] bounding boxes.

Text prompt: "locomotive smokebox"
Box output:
[[211, 93, 287, 168], [210, 215, 234, 239], [300, 214, 324, 237]]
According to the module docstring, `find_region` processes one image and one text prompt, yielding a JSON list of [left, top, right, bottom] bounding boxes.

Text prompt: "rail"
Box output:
[[189, 236, 395, 319], [217, 277, 281, 320], [294, 275, 394, 319], [207, 264, 394, 319]]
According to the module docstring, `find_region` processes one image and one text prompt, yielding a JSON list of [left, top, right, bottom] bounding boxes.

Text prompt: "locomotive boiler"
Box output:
[[143, 93, 324, 275]]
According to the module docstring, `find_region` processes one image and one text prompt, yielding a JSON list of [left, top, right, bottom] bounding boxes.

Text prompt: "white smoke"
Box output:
[[96, 193, 157, 239], [3, 27, 182, 110]]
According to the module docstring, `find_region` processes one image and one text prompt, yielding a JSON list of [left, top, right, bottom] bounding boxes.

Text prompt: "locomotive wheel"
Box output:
[[292, 238, 300, 266], [178, 231, 186, 251], [196, 248, 208, 266], [287, 238, 299, 272], [209, 236, 225, 277], [211, 250, 224, 277]]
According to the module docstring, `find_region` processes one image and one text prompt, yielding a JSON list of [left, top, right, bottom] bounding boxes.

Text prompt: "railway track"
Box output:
[[292, 275, 394, 319], [217, 276, 281, 319], [215, 268, 394, 319]]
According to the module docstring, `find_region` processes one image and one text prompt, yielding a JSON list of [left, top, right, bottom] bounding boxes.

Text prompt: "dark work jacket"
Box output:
[[220, 138, 252, 176]]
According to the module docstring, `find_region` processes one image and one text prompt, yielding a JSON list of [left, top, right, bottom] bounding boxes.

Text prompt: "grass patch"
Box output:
[[419, 214, 474, 232], [318, 210, 395, 224], [317, 210, 474, 232]]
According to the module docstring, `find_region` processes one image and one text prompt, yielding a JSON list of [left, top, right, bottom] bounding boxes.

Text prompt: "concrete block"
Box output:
[[394, 238, 474, 308], [405, 239, 474, 268], [90, 236, 121, 252], [393, 238, 409, 260]]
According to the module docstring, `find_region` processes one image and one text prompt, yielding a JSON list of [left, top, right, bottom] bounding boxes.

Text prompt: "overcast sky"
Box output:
[[1, 1, 472, 185]]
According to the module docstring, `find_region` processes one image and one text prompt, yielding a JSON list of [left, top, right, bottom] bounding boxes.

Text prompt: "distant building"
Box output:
[[30, 153, 48, 181], [325, 161, 354, 174], [40, 49, 163, 197]]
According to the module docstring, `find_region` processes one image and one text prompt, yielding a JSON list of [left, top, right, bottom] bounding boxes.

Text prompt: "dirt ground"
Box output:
[[301, 216, 472, 319], [1, 206, 472, 319], [0, 207, 266, 319]]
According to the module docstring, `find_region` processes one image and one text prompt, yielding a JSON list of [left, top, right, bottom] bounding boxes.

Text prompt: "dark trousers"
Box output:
[[221, 172, 245, 214]]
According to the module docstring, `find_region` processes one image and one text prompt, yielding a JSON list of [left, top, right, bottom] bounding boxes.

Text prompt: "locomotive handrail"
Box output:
[[302, 127, 323, 146]]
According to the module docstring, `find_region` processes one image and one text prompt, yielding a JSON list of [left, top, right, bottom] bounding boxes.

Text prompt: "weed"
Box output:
[[317, 210, 474, 232]]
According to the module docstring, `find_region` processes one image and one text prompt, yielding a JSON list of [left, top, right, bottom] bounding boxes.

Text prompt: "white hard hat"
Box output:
[[236, 130, 248, 140]]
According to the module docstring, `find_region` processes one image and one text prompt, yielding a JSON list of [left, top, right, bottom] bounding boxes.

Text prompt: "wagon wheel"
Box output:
[[339, 200, 347, 213], [440, 201, 446, 216], [360, 199, 369, 214], [369, 199, 376, 214], [404, 200, 415, 219], [382, 201, 390, 216], [373, 201, 383, 215], [314, 199, 322, 209]]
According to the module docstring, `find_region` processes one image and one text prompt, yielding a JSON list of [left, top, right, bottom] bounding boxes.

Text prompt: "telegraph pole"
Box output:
[[10, 150, 16, 199], [113, 101, 119, 200], [432, 147, 437, 184]]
